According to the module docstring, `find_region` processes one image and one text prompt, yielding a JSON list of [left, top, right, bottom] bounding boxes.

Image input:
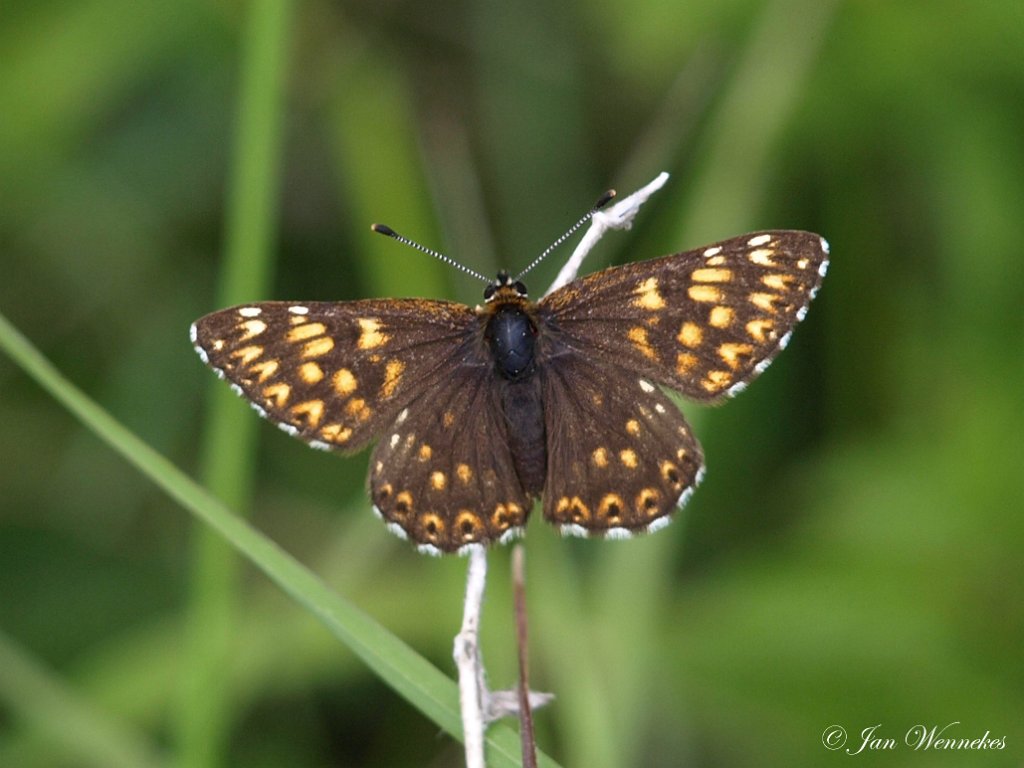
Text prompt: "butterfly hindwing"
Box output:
[[541, 351, 704, 537], [190, 299, 476, 451], [368, 362, 533, 555], [540, 230, 829, 401]]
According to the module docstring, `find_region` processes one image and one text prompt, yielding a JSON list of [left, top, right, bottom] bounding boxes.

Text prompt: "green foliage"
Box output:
[[1, 0, 1021, 766]]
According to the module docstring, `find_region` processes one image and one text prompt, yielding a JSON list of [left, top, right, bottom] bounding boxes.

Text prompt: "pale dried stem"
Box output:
[[454, 546, 488, 768], [546, 172, 670, 295]]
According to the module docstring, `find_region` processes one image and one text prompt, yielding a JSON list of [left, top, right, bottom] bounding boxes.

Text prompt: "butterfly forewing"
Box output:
[[540, 230, 829, 401], [190, 299, 476, 451]]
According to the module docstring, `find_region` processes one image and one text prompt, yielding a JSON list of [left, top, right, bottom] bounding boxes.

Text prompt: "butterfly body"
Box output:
[[192, 230, 829, 555], [481, 276, 548, 495]]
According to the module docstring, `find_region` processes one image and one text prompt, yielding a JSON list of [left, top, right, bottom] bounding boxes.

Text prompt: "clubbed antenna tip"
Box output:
[[594, 189, 616, 210]]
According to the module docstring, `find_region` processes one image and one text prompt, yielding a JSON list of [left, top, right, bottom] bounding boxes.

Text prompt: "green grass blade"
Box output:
[[0, 310, 560, 767], [182, 0, 294, 763]]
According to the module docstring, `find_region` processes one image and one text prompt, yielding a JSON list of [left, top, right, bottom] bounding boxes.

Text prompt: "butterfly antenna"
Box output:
[[514, 189, 617, 282], [371, 224, 490, 284]]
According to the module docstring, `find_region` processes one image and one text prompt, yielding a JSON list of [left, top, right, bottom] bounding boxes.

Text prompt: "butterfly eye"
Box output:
[[484, 284, 497, 301], [513, 281, 528, 296]]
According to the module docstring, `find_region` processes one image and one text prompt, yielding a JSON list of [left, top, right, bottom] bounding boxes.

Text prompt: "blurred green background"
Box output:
[[1, 0, 1022, 766]]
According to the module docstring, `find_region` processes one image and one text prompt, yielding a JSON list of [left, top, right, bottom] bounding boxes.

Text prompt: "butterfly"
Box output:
[[191, 224, 828, 555]]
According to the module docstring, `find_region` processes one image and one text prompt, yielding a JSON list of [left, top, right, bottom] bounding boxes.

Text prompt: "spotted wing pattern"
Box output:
[[540, 351, 705, 537], [368, 361, 533, 555], [191, 229, 828, 554], [541, 230, 829, 401], [190, 299, 476, 451], [533, 230, 827, 536]]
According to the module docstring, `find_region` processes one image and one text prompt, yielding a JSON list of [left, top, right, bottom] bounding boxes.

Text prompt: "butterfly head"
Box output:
[[484, 271, 529, 303]]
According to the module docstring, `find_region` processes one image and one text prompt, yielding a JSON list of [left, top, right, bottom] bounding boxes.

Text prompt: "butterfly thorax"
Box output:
[[486, 304, 536, 381], [480, 273, 546, 495], [481, 272, 539, 380]]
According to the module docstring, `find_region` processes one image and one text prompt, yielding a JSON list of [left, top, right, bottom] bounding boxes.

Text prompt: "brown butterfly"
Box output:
[[192, 225, 828, 555]]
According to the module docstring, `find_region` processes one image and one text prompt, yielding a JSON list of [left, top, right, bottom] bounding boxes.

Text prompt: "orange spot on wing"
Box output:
[[688, 285, 722, 303], [320, 423, 352, 443], [709, 306, 734, 328], [232, 345, 264, 366], [302, 337, 334, 358], [357, 318, 389, 350], [676, 352, 698, 376], [299, 362, 324, 384], [627, 327, 658, 360], [718, 343, 754, 370], [249, 359, 279, 382], [381, 359, 405, 398], [333, 368, 357, 395], [291, 399, 325, 428], [677, 322, 703, 348], [691, 268, 733, 283], [262, 382, 291, 407], [750, 293, 782, 313], [287, 323, 327, 342], [238, 319, 267, 340], [746, 318, 774, 341], [702, 370, 732, 393], [632, 277, 666, 310], [345, 397, 371, 422]]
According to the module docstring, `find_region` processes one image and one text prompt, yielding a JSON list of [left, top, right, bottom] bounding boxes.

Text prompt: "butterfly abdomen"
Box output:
[[499, 376, 546, 496]]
